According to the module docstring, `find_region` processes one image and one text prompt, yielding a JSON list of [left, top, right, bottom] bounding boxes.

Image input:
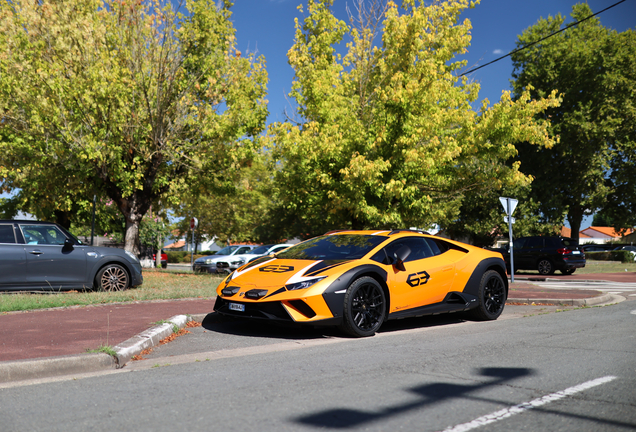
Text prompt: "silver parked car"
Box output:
[[192, 244, 257, 273], [215, 243, 293, 274], [0, 220, 143, 291]]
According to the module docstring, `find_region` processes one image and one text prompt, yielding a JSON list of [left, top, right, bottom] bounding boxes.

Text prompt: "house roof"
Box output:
[[165, 240, 186, 249], [580, 226, 634, 238]]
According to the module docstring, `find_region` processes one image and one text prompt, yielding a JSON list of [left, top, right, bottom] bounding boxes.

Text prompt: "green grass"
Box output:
[[0, 269, 225, 313], [576, 260, 636, 274]]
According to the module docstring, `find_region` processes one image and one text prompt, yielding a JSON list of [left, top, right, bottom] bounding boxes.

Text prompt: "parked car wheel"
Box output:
[[469, 270, 506, 321], [339, 276, 386, 337], [537, 259, 554, 275], [96, 264, 130, 291]]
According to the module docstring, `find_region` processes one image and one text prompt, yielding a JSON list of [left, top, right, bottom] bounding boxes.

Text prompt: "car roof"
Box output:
[[325, 229, 430, 237], [0, 220, 57, 224]]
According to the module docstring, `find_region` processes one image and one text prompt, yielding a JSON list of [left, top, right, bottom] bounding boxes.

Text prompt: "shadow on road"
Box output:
[[294, 367, 534, 429], [201, 311, 469, 340]]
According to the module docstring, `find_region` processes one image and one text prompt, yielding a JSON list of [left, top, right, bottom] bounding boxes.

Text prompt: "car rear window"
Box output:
[[560, 238, 579, 247], [277, 234, 387, 261]]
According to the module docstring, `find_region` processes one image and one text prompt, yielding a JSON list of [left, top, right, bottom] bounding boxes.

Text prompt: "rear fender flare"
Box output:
[[462, 257, 509, 301]]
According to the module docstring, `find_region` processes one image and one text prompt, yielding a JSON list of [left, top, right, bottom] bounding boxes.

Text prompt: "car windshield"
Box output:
[[250, 245, 273, 255], [216, 246, 239, 255], [276, 234, 387, 261]]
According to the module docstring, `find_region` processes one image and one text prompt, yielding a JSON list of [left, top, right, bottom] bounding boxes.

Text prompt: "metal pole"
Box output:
[[90, 194, 96, 246], [191, 228, 195, 267], [508, 200, 515, 283]]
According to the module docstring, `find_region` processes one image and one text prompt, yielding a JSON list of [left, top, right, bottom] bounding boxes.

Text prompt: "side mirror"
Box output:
[[63, 238, 74, 249], [393, 245, 411, 272]]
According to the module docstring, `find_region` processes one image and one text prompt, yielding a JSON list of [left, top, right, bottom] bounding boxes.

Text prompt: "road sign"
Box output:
[[499, 197, 518, 283], [499, 197, 518, 216], [190, 217, 198, 230]]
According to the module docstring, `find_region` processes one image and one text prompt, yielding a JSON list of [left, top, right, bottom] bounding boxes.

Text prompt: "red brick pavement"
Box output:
[[0, 299, 215, 362]]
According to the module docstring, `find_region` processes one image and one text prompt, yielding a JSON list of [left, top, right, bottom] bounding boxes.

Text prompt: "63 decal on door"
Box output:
[[406, 271, 430, 287]]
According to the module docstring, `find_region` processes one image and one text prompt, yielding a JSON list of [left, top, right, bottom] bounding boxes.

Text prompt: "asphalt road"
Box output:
[[1, 299, 635, 432]]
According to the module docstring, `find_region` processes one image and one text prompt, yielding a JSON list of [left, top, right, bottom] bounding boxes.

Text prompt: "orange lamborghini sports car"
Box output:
[[214, 230, 508, 337]]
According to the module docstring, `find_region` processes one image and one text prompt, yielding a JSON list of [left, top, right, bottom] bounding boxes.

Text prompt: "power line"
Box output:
[[459, 0, 628, 77]]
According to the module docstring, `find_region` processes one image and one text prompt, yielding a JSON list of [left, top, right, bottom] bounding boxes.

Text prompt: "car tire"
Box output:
[[537, 259, 554, 275], [469, 270, 506, 321], [561, 268, 575, 275], [96, 264, 130, 291], [162, 263, 167, 269], [339, 276, 386, 338]]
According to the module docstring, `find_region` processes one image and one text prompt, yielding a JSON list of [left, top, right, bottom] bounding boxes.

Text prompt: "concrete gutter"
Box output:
[[0, 353, 115, 384], [0, 313, 206, 385]]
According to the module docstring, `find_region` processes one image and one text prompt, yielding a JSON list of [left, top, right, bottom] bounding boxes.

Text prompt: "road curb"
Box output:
[[507, 293, 615, 307], [0, 353, 115, 384], [0, 313, 208, 385], [113, 313, 208, 366]]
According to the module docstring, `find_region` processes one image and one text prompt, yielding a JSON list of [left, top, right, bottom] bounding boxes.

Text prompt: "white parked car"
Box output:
[[192, 245, 257, 273], [215, 243, 293, 274], [614, 245, 636, 261]]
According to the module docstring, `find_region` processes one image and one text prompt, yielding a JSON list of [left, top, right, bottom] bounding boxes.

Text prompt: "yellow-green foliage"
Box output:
[[267, 0, 559, 235], [0, 0, 268, 253]]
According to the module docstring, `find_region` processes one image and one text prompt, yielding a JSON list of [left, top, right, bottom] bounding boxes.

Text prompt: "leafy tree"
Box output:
[[0, 0, 268, 254], [444, 184, 559, 247], [591, 211, 614, 228], [266, 0, 559, 239], [510, 3, 636, 239], [172, 150, 277, 246]]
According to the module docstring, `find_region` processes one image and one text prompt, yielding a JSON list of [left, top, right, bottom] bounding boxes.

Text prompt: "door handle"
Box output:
[[28, 250, 43, 255]]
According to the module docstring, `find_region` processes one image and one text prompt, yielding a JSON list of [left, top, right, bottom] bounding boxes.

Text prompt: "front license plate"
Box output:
[[229, 303, 245, 312]]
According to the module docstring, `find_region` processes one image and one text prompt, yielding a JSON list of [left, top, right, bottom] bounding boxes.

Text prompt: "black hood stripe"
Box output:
[[303, 260, 351, 277]]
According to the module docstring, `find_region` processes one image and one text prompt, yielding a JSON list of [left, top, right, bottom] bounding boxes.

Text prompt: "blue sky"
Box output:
[[3, 0, 635, 228], [230, 0, 635, 123]]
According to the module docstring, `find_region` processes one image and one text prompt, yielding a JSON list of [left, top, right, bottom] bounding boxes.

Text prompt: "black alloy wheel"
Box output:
[[96, 264, 130, 291], [340, 276, 386, 337], [537, 259, 554, 275], [469, 270, 506, 321]]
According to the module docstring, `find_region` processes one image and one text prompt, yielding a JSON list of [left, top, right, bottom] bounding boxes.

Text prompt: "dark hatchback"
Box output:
[[0, 220, 143, 291], [498, 236, 586, 275]]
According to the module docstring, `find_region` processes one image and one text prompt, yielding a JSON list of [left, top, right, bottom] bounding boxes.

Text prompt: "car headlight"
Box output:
[[125, 250, 139, 262], [231, 259, 245, 266], [285, 276, 326, 291], [205, 259, 215, 264]]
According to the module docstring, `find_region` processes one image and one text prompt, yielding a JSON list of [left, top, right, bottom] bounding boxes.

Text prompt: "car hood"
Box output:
[[195, 255, 229, 264], [225, 258, 353, 289]]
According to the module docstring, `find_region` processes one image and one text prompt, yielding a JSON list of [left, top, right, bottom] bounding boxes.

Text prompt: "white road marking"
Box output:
[[630, 310, 636, 315], [440, 376, 617, 432]]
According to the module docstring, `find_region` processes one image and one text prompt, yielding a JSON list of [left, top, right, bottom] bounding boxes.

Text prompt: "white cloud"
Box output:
[[493, 49, 504, 55]]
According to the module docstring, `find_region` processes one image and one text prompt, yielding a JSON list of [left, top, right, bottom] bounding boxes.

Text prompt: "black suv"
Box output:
[[501, 236, 586, 275]]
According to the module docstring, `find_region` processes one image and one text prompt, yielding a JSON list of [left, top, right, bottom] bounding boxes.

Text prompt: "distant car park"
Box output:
[[215, 243, 293, 274], [192, 245, 257, 273], [0, 220, 143, 291]]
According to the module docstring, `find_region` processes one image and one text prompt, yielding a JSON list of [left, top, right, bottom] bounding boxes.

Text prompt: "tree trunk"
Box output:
[[108, 189, 152, 256], [567, 208, 583, 241]]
